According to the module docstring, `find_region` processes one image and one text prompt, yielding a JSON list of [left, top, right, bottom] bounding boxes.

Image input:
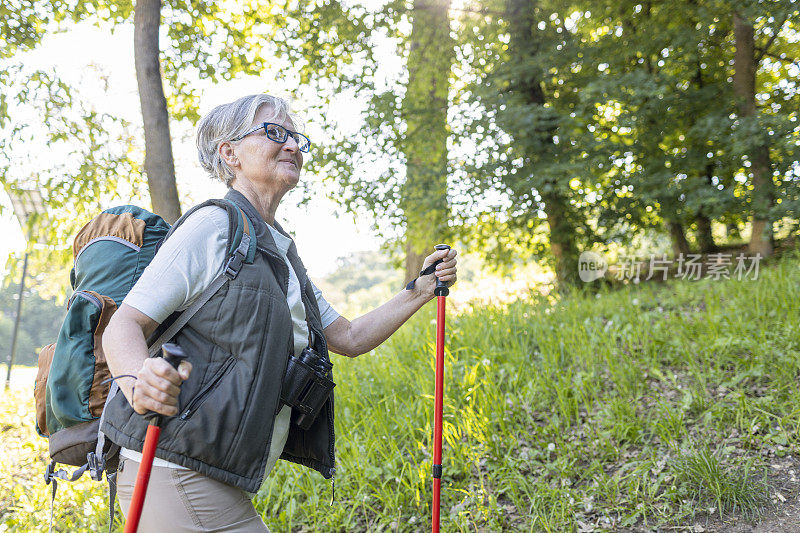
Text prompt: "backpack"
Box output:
[[34, 200, 256, 531]]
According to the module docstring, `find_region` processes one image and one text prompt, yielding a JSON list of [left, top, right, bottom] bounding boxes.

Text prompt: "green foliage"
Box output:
[[1, 1, 143, 273], [0, 382, 123, 532], [400, 0, 453, 272], [3, 254, 799, 530], [4, 0, 800, 289], [0, 0, 365, 267], [294, 1, 457, 253], [0, 282, 65, 366], [315, 251, 403, 317], [452, 0, 799, 273]]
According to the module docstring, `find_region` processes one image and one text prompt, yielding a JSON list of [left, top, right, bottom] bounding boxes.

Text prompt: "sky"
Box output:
[[1, 21, 385, 280]]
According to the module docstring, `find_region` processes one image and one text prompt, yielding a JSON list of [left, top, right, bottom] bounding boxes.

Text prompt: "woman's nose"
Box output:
[[283, 135, 299, 152]]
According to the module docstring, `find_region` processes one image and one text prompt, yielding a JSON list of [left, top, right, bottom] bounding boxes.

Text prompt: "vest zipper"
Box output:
[[257, 245, 290, 297], [327, 397, 336, 483], [179, 356, 237, 420], [323, 328, 336, 498], [253, 236, 336, 485], [310, 320, 337, 503], [273, 336, 294, 417]]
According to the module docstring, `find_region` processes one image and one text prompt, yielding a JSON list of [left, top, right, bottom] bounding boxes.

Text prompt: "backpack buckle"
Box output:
[[224, 252, 244, 279], [87, 452, 104, 481], [44, 461, 56, 484]]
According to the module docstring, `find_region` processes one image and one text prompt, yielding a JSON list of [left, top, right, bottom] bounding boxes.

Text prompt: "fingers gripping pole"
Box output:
[[431, 243, 449, 533], [433, 244, 450, 297], [124, 343, 187, 533]]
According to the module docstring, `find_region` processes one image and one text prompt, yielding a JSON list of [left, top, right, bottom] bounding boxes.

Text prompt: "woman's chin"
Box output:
[[284, 172, 301, 188]]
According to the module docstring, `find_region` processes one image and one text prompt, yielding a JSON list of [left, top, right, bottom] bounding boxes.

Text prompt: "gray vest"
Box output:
[[101, 189, 335, 492]]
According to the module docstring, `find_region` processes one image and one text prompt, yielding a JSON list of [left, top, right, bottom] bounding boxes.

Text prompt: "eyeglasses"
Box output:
[[231, 122, 312, 153]]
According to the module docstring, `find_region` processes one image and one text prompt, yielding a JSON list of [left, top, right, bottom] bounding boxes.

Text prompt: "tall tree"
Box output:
[[733, 12, 773, 256], [273, 2, 455, 281], [584, 0, 735, 256], [506, 0, 582, 283], [401, 0, 453, 282], [2, 0, 282, 252], [457, 0, 591, 284], [445, 0, 799, 271], [134, 0, 181, 223]]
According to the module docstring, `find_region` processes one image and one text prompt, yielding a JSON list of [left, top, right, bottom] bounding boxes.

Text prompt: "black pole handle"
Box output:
[[161, 343, 187, 370], [145, 343, 188, 425], [433, 244, 450, 297]]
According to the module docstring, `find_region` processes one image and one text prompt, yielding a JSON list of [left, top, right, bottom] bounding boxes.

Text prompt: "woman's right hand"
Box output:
[[132, 358, 192, 416]]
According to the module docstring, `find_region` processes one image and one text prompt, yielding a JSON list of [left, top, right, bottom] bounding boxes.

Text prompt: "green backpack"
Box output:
[[34, 200, 256, 530]]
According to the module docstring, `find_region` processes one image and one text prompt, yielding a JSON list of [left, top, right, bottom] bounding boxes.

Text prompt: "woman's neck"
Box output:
[[231, 178, 282, 225]]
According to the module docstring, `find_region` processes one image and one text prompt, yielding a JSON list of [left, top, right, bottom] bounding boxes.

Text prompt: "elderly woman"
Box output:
[[101, 94, 458, 532]]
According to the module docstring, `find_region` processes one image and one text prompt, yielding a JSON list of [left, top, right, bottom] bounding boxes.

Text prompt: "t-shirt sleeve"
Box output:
[[311, 280, 340, 329], [123, 207, 229, 324]]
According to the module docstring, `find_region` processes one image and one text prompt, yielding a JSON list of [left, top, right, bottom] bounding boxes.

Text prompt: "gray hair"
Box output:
[[196, 94, 296, 186]]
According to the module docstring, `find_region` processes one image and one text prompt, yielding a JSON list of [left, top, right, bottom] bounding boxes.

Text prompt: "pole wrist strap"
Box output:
[[405, 262, 440, 291]]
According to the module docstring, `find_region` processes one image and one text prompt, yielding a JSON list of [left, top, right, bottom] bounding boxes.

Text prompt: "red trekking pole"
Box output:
[[124, 343, 187, 533], [430, 244, 450, 533]]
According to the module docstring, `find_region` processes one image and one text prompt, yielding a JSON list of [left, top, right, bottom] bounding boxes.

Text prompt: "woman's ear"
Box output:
[[219, 142, 239, 169]]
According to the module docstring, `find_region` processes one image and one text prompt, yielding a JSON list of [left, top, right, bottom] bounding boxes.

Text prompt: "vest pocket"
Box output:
[[179, 355, 237, 421]]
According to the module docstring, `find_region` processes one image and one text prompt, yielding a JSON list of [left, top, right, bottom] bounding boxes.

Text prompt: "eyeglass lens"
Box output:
[[265, 123, 310, 152]]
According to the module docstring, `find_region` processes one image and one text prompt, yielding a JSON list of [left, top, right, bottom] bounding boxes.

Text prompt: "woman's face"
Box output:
[[233, 106, 303, 194]]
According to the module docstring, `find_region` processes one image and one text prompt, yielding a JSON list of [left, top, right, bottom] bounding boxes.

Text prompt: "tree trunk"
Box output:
[[543, 192, 579, 283], [733, 13, 773, 256], [667, 220, 691, 257], [134, 0, 182, 223], [400, 0, 453, 284], [506, 0, 580, 286], [695, 213, 716, 254], [403, 247, 427, 286], [691, 65, 717, 255]]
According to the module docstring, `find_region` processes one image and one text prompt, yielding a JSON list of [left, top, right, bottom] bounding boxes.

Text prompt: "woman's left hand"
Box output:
[[416, 246, 458, 298]]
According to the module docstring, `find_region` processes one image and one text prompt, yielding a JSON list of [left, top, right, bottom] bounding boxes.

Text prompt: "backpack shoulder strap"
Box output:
[[219, 199, 257, 263], [167, 199, 257, 264], [146, 199, 256, 356]]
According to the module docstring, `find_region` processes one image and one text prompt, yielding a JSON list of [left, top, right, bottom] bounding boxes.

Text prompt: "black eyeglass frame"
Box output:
[[230, 122, 312, 153]]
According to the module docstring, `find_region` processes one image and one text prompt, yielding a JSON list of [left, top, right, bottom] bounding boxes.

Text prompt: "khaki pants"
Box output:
[[117, 456, 270, 532]]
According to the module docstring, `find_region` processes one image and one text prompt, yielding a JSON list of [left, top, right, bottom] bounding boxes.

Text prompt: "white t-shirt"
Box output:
[[119, 206, 340, 481]]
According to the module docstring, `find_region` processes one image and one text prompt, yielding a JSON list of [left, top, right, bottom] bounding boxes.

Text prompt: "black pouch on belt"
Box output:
[[280, 346, 336, 430]]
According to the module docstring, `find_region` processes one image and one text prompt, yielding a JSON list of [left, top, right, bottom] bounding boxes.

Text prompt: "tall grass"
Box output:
[[1, 253, 797, 531]]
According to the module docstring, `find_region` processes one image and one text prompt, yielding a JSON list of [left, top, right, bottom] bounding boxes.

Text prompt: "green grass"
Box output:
[[2, 253, 798, 531]]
